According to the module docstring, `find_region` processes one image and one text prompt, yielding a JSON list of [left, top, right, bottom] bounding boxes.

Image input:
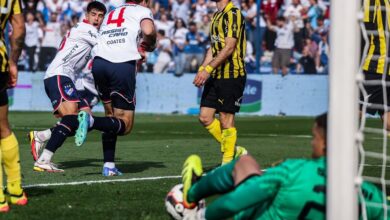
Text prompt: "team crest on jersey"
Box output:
[[63, 84, 75, 97]]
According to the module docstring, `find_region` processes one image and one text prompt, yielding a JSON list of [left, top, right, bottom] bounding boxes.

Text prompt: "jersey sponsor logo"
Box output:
[[211, 35, 221, 43], [218, 99, 224, 105], [101, 28, 128, 37], [62, 45, 79, 62]]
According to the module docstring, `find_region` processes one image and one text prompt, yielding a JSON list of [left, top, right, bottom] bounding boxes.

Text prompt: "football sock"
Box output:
[[0, 143, 4, 202], [0, 133, 23, 195], [102, 132, 117, 163], [205, 118, 222, 146], [37, 128, 52, 141], [45, 115, 78, 153], [104, 162, 115, 169], [92, 117, 126, 135], [221, 128, 237, 164], [188, 159, 236, 203], [38, 149, 54, 164]]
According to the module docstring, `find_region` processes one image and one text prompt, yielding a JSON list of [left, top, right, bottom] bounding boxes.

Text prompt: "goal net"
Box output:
[[328, 0, 389, 219]]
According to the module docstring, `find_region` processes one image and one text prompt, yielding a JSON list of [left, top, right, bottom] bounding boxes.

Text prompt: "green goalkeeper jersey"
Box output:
[[238, 157, 327, 219], [206, 157, 386, 220]]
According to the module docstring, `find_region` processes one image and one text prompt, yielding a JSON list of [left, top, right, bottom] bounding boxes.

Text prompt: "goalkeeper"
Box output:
[[181, 113, 387, 219]]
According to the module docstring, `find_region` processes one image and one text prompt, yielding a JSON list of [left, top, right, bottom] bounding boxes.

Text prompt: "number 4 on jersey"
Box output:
[[107, 7, 126, 27]]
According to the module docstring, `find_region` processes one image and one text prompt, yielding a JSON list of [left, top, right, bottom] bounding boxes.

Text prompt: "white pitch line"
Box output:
[[24, 175, 181, 188]]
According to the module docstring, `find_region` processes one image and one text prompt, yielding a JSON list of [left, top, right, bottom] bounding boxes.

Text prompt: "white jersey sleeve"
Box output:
[[44, 21, 98, 82], [94, 3, 154, 63]]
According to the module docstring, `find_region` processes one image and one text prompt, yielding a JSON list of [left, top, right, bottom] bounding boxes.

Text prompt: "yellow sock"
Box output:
[[205, 119, 223, 151], [0, 133, 23, 195], [221, 128, 237, 164]]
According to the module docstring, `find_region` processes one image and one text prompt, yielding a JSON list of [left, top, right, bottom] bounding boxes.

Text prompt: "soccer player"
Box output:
[[33, 1, 106, 172], [75, 0, 157, 176], [193, 0, 247, 164], [0, 0, 28, 212], [181, 113, 387, 219], [28, 58, 99, 161], [361, 0, 390, 130]]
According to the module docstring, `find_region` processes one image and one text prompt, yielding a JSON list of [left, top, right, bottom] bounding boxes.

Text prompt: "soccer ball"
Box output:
[[165, 184, 205, 220]]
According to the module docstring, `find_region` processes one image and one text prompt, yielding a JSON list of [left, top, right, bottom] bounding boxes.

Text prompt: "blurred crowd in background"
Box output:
[[15, 0, 330, 75]]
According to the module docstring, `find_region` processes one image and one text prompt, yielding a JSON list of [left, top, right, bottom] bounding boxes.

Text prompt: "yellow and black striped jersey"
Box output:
[[0, 0, 22, 72], [209, 2, 246, 79], [363, 0, 390, 75]]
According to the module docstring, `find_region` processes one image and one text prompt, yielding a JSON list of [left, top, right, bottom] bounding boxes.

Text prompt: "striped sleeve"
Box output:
[[12, 0, 22, 15], [225, 8, 243, 39]]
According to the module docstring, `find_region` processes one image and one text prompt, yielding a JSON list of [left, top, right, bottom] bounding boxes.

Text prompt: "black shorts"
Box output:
[[360, 72, 390, 115], [0, 73, 8, 106], [200, 77, 246, 114], [44, 75, 88, 114], [92, 57, 136, 111], [78, 89, 99, 109]]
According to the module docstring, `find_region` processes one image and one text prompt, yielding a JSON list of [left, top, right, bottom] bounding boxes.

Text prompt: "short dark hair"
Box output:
[[158, 29, 165, 36], [189, 22, 196, 27], [315, 113, 327, 141], [87, 1, 107, 14], [276, 16, 286, 22]]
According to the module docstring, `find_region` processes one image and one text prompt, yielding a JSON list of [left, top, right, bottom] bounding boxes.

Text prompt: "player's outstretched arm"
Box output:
[[140, 19, 157, 52], [9, 13, 25, 88]]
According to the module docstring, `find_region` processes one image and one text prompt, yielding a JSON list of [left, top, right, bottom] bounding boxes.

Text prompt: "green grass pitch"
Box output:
[[1, 112, 388, 219]]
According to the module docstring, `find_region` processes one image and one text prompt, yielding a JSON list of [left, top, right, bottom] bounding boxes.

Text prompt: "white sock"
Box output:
[[38, 149, 54, 163], [89, 113, 94, 128], [37, 129, 52, 141], [104, 162, 115, 169]]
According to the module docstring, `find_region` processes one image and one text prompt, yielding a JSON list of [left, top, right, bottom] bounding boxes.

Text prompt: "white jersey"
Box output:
[[44, 21, 98, 81], [94, 3, 154, 63], [75, 58, 98, 96]]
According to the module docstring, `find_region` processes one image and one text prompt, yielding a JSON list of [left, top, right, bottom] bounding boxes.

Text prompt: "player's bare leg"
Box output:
[[199, 107, 222, 145], [34, 101, 79, 172], [381, 112, 390, 131]]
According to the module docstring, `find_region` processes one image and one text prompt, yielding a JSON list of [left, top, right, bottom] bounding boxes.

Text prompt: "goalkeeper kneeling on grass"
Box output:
[[181, 113, 387, 220]]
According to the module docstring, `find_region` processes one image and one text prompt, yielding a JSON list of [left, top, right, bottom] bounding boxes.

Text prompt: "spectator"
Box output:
[[284, 0, 304, 52], [304, 37, 318, 58], [38, 12, 62, 71], [306, 0, 322, 30], [245, 41, 257, 73], [197, 14, 211, 37], [297, 46, 317, 74], [172, 0, 190, 24], [171, 18, 189, 76], [312, 16, 328, 43], [155, 13, 174, 38], [316, 31, 329, 73], [244, 0, 257, 43], [267, 16, 298, 76], [193, 0, 208, 23], [24, 0, 38, 14], [183, 22, 206, 73], [154, 30, 173, 73], [24, 12, 41, 72]]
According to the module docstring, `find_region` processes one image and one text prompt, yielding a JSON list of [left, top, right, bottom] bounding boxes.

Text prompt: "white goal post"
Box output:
[[327, 0, 360, 219]]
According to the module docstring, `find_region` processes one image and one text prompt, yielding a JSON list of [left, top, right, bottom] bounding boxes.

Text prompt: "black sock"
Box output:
[[46, 115, 78, 153], [102, 132, 117, 163], [92, 117, 126, 135]]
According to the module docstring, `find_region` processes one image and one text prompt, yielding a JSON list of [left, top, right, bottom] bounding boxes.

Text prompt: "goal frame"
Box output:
[[327, 0, 360, 219]]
